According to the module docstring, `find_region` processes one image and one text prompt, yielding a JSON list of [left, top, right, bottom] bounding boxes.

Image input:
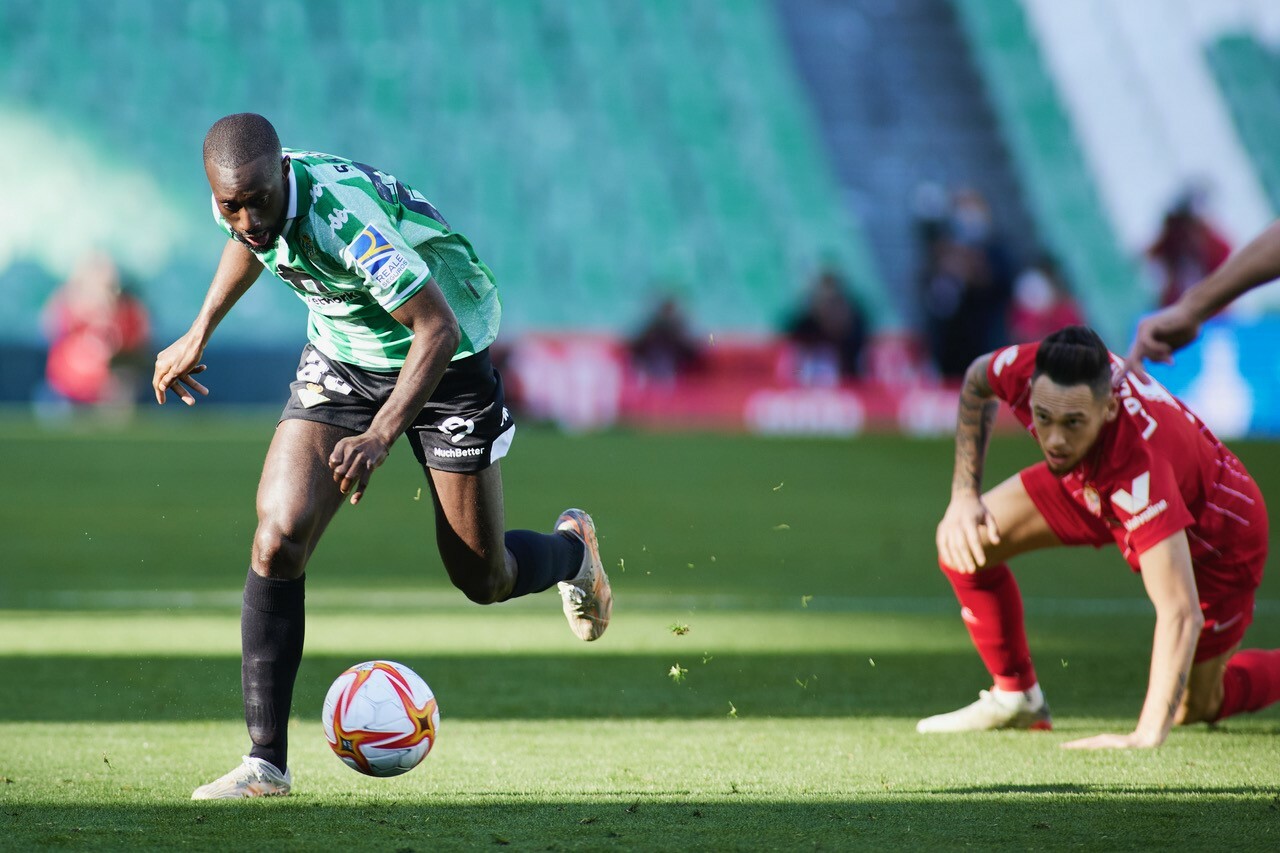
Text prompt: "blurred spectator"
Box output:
[[783, 268, 867, 385], [911, 180, 951, 249], [918, 187, 1015, 378], [1008, 253, 1085, 342], [38, 252, 150, 420], [1147, 191, 1231, 308], [628, 294, 703, 385]]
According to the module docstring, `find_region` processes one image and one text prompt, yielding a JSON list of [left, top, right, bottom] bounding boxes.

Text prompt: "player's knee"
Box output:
[[252, 520, 308, 580], [445, 552, 509, 605], [1178, 689, 1222, 725], [452, 571, 505, 605]]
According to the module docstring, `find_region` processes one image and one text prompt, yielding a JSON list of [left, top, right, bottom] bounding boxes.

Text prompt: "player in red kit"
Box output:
[[919, 325, 1280, 748]]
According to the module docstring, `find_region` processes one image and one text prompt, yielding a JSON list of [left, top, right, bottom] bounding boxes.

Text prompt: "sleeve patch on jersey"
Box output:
[[348, 224, 409, 288], [992, 345, 1019, 377]]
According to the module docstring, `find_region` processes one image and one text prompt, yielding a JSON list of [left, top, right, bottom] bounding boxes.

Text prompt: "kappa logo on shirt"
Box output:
[[347, 224, 409, 288]]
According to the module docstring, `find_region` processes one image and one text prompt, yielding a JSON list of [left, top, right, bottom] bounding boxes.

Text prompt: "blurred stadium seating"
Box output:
[[953, 0, 1144, 345], [1208, 33, 1280, 216], [0, 0, 889, 346], [3, 0, 1280, 429]]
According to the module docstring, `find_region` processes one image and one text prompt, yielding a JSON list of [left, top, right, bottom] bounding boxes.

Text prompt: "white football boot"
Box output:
[[916, 686, 1053, 733], [555, 508, 612, 641], [191, 756, 292, 799]]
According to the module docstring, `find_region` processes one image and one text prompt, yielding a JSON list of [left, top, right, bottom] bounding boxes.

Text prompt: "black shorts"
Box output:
[[279, 343, 515, 473]]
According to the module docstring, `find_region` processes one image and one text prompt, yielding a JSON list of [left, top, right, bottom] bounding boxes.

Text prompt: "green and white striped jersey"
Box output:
[[212, 149, 500, 371]]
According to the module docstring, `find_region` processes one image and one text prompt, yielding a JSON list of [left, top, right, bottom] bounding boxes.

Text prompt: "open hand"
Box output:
[[153, 331, 210, 405], [1061, 731, 1160, 750]]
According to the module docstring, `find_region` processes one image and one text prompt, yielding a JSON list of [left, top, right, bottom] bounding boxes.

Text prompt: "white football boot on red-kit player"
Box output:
[[916, 685, 1053, 733]]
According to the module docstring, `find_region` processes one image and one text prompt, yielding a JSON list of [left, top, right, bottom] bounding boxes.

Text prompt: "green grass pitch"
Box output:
[[2, 414, 1279, 850]]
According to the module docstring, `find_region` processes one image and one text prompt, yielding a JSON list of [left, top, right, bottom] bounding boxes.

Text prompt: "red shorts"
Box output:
[[1019, 462, 1258, 662]]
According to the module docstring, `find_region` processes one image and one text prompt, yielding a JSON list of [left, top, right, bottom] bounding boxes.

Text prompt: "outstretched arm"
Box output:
[[327, 280, 461, 505], [1127, 219, 1280, 372], [153, 239, 264, 405], [936, 353, 1003, 572], [1063, 531, 1201, 749]]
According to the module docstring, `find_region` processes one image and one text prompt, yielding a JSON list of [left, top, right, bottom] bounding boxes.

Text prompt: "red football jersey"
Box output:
[[987, 342, 1266, 595]]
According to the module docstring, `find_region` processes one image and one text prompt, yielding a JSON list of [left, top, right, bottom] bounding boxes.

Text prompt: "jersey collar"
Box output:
[[282, 157, 306, 238]]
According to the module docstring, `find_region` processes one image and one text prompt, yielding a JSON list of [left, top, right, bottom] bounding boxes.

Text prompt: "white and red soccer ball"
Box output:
[[322, 660, 439, 777]]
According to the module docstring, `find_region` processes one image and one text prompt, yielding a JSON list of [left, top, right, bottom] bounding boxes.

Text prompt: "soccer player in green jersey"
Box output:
[[154, 113, 613, 800]]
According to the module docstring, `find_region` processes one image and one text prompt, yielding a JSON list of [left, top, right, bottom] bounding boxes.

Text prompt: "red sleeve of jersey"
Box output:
[[1105, 455, 1195, 556], [986, 342, 1037, 405]]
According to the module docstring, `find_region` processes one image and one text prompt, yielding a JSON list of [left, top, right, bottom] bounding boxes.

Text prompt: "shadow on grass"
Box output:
[[944, 783, 1280, 797], [3, 649, 1164, 722], [6, 793, 1280, 851]]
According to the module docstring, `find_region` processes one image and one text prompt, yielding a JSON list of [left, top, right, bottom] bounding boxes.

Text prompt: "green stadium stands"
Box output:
[[0, 0, 890, 343], [1206, 34, 1280, 219], [951, 0, 1145, 346]]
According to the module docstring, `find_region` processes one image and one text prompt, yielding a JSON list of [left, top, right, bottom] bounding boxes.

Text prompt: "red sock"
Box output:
[[1217, 649, 1280, 721], [940, 561, 1037, 692]]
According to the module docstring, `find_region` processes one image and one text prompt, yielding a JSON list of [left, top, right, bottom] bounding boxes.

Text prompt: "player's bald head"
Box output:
[[203, 113, 281, 171], [204, 113, 290, 251], [1034, 325, 1112, 400]]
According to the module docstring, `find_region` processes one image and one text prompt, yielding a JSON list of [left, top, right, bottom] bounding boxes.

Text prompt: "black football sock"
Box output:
[[503, 529, 585, 599], [241, 569, 306, 773]]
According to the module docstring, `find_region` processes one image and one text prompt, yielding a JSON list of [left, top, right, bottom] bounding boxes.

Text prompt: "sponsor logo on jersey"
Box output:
[[438, 416, 476, 444], [1122, 499, 1168, 532], [348, 225, 409, 288], [304, 291, 363, 307], [433, 445, 485, 458], [1111, 472, 1151, 514]]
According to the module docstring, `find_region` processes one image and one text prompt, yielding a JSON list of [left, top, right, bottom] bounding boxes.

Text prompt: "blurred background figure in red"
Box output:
[[38, 252, 151, 422], [1008, 253, 1085, 343], [1147, 189, 1232, 308]]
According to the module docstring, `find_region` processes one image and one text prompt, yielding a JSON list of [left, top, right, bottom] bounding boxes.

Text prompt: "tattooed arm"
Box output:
[[935, 354, 1003, 573], [1063, 532, 1202, 749]]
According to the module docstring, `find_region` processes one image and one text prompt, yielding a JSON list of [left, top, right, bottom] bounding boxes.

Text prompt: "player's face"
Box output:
[[207, 154, 290, 251], [1028, 375, 1118, 475]]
